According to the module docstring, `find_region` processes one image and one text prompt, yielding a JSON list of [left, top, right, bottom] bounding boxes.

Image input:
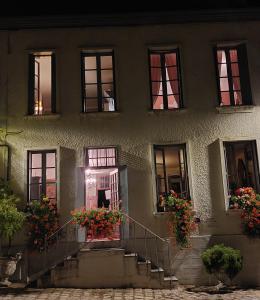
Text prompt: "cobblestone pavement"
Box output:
[[0, 288, 259, 300]]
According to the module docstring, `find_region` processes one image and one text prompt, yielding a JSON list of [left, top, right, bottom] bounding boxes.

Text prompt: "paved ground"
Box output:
[[0, 288, 259, 300]]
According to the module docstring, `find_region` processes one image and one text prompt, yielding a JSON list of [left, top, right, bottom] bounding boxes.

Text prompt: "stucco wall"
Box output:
[[1, 21, 260, 239]]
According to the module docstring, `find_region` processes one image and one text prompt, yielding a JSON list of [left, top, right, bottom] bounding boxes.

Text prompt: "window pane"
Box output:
[[231, 63, 239, 76], [85, 56, 96, 69], [165, 53, 176, 66], [31, 153, 42, 168], [31, 169, 42, 183], [220, 78, 229, 91], [168, 95, 179, 109], [217, 50, 226, 63], [46, 153, 56, 168], [150, 54, 161, 67], [233, 77, 241, 91], [89, 149, 97, 159], [85, 98, 98, 112], [46, 183, 56, 200], [167, 81, 179, 94], [229, 49, 238, 62], [30, 184, 42, 200], [166, 66, 178, 80], [102, 84, 114, 96], [46, 168, 56, 181], [153, 96, 164, 109], [220, 92, 231, 105], [85, 70, 97, 83], [151, 67, 162, 81], [101, 55, 113, 69], [234, 91, 242, 105], [152, 82, 163, 95], [218, 63, 227, 77], [103, 97, 115, 112], [85, 84, 98, 98], [101, 70, 113, 83]]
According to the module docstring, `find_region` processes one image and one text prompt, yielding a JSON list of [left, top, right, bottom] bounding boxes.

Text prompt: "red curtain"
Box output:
[[229, 50, 241, 105], [151, 55, 161, 105]]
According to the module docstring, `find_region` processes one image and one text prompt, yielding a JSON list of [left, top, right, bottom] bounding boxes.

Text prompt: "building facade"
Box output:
[[0, 10, 259, 286]]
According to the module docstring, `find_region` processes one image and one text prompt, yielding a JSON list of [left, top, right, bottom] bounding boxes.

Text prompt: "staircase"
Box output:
[[45, 247, 178, 288], [25, 213, 178, 289]]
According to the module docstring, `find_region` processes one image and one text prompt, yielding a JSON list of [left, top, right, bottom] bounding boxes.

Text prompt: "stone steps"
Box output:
[[47, 247, 178, 288]]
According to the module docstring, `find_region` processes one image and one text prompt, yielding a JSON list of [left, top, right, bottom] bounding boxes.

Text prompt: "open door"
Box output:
[[119, 165, 129, 240]]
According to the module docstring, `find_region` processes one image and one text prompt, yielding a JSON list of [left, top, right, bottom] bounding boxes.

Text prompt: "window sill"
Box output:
[[226, 208, 242, 215], [153, 209, 197, 216], [148, 108, 187, 115], [24, 114, 61, 120], [80, 111, 120, 118], [216, 105, 255, 114]]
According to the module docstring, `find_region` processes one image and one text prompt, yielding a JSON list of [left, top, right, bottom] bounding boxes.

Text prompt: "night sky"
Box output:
[[1, 1, 260, 17]]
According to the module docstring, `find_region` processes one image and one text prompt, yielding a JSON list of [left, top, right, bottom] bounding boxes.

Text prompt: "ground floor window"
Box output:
[[224, 140, 260, 195], [154, 144, 189, 212], [28, 150, 57, 203]]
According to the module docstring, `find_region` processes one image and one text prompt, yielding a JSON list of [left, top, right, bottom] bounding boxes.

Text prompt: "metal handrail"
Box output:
[[121, 212, 166, 242], [120, 212, 174, 282], [47, 217, 74, 241]]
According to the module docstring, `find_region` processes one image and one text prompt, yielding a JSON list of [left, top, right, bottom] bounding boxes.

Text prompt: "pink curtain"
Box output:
[[229, 50, 241, 105], [165, 53, 179, 108], [151, 55, 161, 105]]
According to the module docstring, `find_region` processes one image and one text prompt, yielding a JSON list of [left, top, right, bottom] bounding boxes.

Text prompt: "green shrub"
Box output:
[[201, 244, 243, 283], [0, 179, 25, 254]]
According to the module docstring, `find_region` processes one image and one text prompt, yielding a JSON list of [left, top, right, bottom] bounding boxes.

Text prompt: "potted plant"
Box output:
[[71, 207, 124, 240], [0, 179, 25, 286]]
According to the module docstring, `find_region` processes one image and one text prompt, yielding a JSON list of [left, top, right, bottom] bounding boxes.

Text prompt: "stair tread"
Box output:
[[164, 276, 178, 281], [124, 253, 137, 257], [80, 247, 124, 252], [151, 267, 164, 273], [137, 260, 151, 264]]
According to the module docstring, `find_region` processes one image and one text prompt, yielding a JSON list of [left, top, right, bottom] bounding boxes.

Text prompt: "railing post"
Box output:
[[144, 229, 148, 262], [155, 236, 159, 268], [44, 234, 47, 269]]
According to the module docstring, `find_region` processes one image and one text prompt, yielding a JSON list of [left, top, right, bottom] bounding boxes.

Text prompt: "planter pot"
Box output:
[[0, 253, 22, 287]]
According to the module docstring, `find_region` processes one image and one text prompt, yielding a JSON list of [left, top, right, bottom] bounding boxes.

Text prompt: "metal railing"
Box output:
[[120, 213, 174, 277], [27, 218, 82, 282], [27, 212, 174, 284]]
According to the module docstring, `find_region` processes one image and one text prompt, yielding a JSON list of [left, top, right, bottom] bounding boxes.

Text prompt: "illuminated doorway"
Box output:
[[84, 147, 122, 241]]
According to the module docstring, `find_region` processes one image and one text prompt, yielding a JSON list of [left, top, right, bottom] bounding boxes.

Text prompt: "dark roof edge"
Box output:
[[1, 8, 260, 30]]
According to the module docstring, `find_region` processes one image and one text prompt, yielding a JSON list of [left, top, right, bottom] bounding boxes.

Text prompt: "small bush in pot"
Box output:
[[0, 179, 25, 286], [201, 244, 243, 287]]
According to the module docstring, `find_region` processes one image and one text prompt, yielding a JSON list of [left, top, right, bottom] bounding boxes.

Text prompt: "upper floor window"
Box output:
[[28, 150, 57, 203], [81, 51, 116, 113], [224, 141, 260, 196], [28, 52, 56, 115], [215, 44, 252, 106], [149, 49, 183, 110], [154, 144, 189, 212]]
